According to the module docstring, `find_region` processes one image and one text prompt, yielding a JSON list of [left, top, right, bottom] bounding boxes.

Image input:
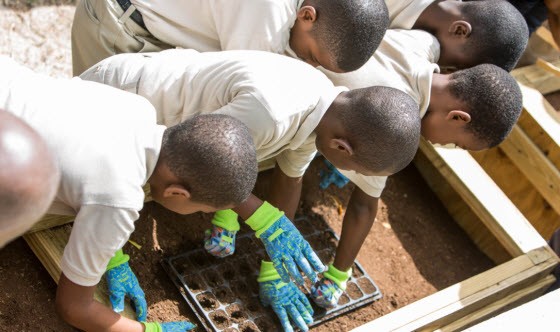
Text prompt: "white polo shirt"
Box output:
[[0, 56, 164, 286], [131, 0, 302, 55], [81, 49, 346, 178], [320, 29, 440, 197], [385, 0, 435, 29]]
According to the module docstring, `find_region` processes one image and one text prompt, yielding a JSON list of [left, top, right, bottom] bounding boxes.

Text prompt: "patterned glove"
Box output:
[[258, 261, 313, 332], [204, 209, 240, 257], [246, 202, 325, 285], [310, 264, 352, 309], [319, 159, 349, 189], [142, 321, 196, 332], [105, 249, 147, 321]]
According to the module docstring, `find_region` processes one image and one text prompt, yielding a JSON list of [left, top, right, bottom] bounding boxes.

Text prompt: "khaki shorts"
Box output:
[[71, 0, 172, 76]]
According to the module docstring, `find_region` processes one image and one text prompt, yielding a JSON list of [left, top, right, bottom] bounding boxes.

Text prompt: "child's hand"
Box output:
[[142, 321, 196, 331], [246, 202, 325, 285], [105, 249, 147, 321], [258, 261, 313, 332], [204, 209, 240, 258], [310, 264, 352, 309]]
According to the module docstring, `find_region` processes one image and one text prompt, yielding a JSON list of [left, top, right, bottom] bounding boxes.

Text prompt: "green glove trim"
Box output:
[[211, 209, 240, 231], [245, 201, 284, 238], [142, 322, 162, 332], [257, 260, 283, 283], [324, 263, 352, 290], [106, 249, 130, 271]]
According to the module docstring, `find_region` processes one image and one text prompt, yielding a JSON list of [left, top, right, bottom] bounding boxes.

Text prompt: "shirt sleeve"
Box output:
[[61, 205, 139, 287], [275, 138, 317, 178], [338, 170, 387, 198]]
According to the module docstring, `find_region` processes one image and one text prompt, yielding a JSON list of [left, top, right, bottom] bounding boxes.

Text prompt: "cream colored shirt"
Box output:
[[81, 49, 346, 178], [131, 0, 302, 54], [320, 29, 440, 197], [385, 0, 435, 29], [0, 56, 164, 286]]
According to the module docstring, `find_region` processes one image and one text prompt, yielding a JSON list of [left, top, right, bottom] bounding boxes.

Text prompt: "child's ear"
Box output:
[[297, 6, 317, 24], [446, 110, 471, 124], [163, 184, 191, 199], [329, 138, 354, 156], [449, 20, 472, 38]]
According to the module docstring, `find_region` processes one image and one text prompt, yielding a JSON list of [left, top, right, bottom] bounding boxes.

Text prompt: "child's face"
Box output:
[[290, 16, 342, 73], [421, 112, 488, 151]]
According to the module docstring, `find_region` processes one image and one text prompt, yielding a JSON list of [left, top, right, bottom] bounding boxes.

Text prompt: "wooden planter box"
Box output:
[[22, 62, 560, 330]]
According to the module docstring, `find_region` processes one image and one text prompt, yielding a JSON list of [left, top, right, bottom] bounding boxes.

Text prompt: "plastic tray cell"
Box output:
[[162, 215, 382, 331]]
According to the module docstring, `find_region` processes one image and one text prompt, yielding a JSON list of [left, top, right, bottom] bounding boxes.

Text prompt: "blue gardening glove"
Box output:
[[319, 159, 349, 189], [246, 202, 325, 285], [310, 263, 352, 309], [204, 209, 240, 257], [142, 321, 196, 332], [258, 261, 313, 332], [105, 249, 147, 321]]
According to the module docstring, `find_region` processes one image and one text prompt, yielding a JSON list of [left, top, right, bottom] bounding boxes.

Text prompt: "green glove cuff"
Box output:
[[245, 201, 285, 238], [142, 322, 162, 332], [211, 209, 240, 231], [324, 263, 352, 290], [257, 260, 283, 283], [106, 249, 130, 271]]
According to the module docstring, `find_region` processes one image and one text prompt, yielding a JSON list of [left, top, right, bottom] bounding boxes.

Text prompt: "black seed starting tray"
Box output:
[[162, 215, 382, 331]]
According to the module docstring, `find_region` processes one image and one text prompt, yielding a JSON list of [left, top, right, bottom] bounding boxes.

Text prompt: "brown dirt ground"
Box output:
[[0, 2, 524, 331]]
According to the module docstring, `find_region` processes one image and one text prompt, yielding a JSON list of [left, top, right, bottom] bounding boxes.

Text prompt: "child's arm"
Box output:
[[311, 187, 379, 309], [56, 273, 194, 331], [266, 165, 303, 220], [56, 273, 145, 331], [334, 187, 379, 271]]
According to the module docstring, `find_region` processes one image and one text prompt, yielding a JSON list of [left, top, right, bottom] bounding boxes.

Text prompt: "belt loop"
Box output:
[[118, 5, 136, 24]]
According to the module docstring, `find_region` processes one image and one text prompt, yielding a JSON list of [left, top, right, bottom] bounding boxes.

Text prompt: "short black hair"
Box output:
[[461, 0, 529, 71], [311, 0, 389, 72], [342, 86, 421, 174], [161, 114, 258, 207], [449, 64, 523, 147]]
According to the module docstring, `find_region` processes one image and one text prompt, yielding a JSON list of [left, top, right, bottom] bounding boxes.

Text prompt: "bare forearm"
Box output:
[[266, 165, 302, 220], [333, 188, 379, 271], [56, 273, 144, 332]]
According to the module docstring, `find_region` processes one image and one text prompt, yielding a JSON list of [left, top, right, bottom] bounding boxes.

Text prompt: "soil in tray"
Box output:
[[209, 309, 230, 329], [196, 292, 220, 311], [238, 321, 260, 332], [226, 303, 249, 324], [215, 286, 237, 305]]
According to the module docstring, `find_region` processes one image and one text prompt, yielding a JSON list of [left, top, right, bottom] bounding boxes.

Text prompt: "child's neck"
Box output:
[[428, 73, 456, 112], [414, 0, 460, 35]]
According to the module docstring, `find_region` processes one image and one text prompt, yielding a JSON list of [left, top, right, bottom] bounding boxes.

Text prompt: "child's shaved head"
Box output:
[[161, 114, 258, 208], [311, 0, 389, 72], [459, 0, 529, 71], [0, 110, 60, 247], [449, 64, 523, 147], [345, 86, 420, 173]]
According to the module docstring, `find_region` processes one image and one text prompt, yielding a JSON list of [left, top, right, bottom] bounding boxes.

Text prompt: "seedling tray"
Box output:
[[162, 215, 382, 331]]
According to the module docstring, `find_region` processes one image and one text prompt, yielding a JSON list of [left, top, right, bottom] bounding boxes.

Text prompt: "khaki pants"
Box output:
[[71, 0, 172, 76]]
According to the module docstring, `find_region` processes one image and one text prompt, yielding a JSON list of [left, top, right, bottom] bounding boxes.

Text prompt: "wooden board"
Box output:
[[351, 247, 559, 332], [23, 225, 137, 319], [438, 274, 556, 332], [462, 280, 560, 332], [414, 149, 511, 264], [512, 60, 560, 95], [414, 139, 547, 258]]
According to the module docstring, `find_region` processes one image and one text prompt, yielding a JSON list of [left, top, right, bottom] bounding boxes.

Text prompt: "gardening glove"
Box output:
[[319, 159, 349, 189], [142, 321, 196, 332], [258, 261, 314, 332], [204, 209, 240, 257], [105, 249, 147, 321], [310, 263, 352, 309], [246, 201, 325, 285]]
